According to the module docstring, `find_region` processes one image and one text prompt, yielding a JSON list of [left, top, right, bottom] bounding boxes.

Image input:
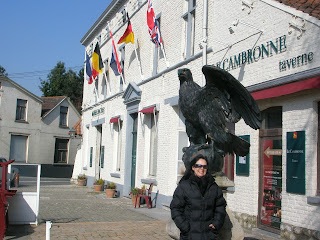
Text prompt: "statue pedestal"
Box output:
[[166, 175, 244, 240]]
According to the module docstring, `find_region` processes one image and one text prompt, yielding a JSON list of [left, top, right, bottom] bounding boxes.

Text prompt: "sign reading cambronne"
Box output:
[[286, 131, 305, 195], [92, 107, 105, 117], [215, 35, 287, 71]]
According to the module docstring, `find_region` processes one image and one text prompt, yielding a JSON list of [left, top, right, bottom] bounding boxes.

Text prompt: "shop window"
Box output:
[[54, 138, 69, 163], [182, 0, 196, 59], [16, 99, 27, 121], [59, 106, 68, 127], [262, 106, 282, 129]]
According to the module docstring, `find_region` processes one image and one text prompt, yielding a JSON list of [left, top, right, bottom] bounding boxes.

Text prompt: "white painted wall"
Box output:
[[79, 0, 320, 231]]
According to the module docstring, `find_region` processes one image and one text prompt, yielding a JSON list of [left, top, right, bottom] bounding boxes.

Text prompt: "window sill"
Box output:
[[141, 178, 157, 186], [307, 196, 320, 205], [15, 120, 28, 124], [110, 172, 121, 178], [59, 125, 69, 129], [53, 162, 68, 165]]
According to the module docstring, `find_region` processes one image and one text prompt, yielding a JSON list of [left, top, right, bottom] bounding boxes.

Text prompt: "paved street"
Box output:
[[5, 183, 280, 240]]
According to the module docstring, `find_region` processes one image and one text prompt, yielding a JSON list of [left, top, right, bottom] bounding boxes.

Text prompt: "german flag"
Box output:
[[118, 14, 134, 44], [92, 43, 103, 79]]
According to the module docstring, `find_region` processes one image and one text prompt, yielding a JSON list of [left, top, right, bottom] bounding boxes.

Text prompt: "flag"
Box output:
[[147, 0, 162, 46], [85, 52, 93, 84], [118, 14, 134, 44], [92, 43, 103, 79], [110, 30, 122, 76]]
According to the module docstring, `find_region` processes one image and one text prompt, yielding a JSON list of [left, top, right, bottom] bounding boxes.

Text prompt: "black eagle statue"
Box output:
[[178, 65, 261, 166]]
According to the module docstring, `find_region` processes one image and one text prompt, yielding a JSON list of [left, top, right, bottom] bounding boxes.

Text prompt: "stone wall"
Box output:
[[280, 223, 320, 240], [233, 212, 257, 230]]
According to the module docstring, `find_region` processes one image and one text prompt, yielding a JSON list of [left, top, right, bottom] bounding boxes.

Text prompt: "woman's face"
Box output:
[[192, 158, 208, 178]]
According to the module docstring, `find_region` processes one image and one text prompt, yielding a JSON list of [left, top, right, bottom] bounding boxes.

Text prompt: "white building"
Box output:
[[0, 75, 81, 177], [78, 0, 320, 238]]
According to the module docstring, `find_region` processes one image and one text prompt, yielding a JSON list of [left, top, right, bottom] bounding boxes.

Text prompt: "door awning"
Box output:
[[251, 77, 320, 100], [139, 106, 155, 114], [110, 116, 120, 123]]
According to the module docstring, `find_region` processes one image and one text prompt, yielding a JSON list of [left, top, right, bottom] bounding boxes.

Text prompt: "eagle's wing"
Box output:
[[202, 65, 261, 129]]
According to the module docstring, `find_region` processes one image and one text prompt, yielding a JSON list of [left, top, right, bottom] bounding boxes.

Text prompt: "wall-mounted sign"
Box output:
[[236, 135, 250, 176], [215, 35, 287, 71], [92, 107, 105, 117], [286, 131, 305, 195], [279, 52, 313, 72]]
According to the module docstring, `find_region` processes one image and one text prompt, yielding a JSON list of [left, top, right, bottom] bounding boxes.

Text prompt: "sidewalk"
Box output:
[[5, 184, 280, 239]]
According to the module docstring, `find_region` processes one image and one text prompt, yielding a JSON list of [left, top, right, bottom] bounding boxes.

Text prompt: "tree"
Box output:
[[40, 61, 83, 113], [0, 65, 8, 76]]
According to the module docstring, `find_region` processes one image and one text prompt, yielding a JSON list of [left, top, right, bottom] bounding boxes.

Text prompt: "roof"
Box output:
[[73, 119, 82, 135], [0, 75, 43, 103], [274, 0, 320, 19], [41, 96, 67, 117]]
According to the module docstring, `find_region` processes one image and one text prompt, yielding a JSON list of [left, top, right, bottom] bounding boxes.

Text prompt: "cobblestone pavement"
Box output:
[[5, 184, 280, 239]]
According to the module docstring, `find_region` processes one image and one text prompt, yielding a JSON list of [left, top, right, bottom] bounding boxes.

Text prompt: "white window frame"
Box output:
[[182, 0, 196, 59]]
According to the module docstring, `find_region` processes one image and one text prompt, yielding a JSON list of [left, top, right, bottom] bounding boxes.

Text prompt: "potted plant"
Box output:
[[77, 174, 87, 186], [93, 178, 104, 191], [105, 181, 116, 198], [130, 187, 139, 205]]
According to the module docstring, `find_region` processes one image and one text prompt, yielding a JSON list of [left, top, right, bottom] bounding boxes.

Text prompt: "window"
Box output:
[[182, 0, 196, 59], [60, 106, 68, 126], [100, 146, 105, 168], [90, 147, 93, 167], [119, 45, 125, 92], [9, 135, 28, 162], [54, 138, 69, 163], [152, 15, 164, 76], [149, 112, 158, 176], [113, 121, 122, 171], [262, 107, 282, 129], [317, 102, 320, 195], [16, 99, 27, 121]]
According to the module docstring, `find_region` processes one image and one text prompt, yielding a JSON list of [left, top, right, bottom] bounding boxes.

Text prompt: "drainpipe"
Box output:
[[202, 0, 208, 86]]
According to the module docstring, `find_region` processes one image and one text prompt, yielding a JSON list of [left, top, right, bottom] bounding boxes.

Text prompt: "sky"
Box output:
[[0, 1, 112, 97]]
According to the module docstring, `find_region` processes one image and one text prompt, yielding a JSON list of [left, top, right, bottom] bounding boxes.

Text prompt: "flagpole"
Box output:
[[103, 71, 111, 95], [160, 42, 169, 68], [94, 76, 99, 102], [134, 41, 144, 80]]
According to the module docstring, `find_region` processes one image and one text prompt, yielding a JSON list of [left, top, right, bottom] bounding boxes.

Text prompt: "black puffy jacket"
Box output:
[[170, 175, 226, 240]]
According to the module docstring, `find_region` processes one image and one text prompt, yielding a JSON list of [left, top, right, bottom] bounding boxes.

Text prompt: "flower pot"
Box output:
[[131, 195, 139, 205], [94, 184, 103, 191], [106, 189, 116, 198], [77, 179, 86, 186]]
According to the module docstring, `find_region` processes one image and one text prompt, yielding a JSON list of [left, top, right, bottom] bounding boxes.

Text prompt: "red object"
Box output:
[[110, 116, 120, 123], [139, 106, 155, 114], [251, 77, 320, 100], [135, 183, 154, 209], [0, 160, 17, 239]]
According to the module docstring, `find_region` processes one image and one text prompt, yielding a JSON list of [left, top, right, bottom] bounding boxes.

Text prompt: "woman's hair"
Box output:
[[179, 154, 208, 183]]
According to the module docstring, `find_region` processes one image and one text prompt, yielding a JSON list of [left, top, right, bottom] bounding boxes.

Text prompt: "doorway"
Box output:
[[258, 107, 282, 232], [131, 113, 138, 190]]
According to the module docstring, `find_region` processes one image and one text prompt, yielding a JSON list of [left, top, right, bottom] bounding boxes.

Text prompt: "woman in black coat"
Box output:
[[170, 155, 226, 240]]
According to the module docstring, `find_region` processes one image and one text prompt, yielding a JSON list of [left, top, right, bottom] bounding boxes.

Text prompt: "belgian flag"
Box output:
[[92, 43, 103, 79]]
